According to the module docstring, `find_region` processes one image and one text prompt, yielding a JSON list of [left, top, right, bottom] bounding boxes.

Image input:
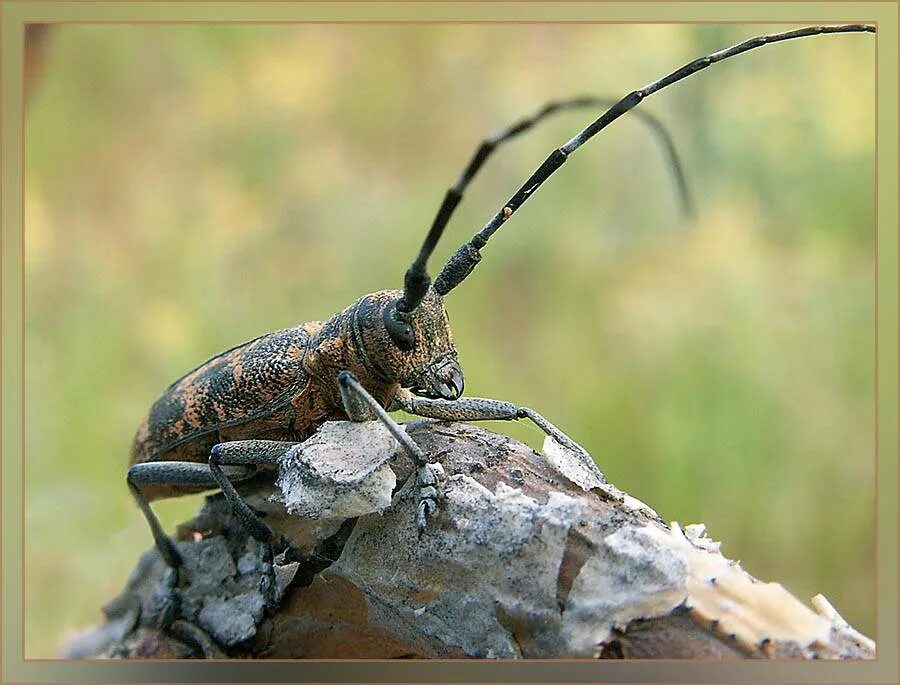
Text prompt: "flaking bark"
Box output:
[[67, 421, 875, 659]]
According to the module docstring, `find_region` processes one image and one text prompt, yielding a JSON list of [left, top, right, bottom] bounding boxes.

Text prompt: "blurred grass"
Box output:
[[24, 24, 875, 656]]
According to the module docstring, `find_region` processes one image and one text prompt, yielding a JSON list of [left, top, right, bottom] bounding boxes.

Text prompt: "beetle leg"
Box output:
[[338, 372, 379, 422], [126, 461, 254, 628], [395, 393, 606, 483], [127, 461, 254, 570], [206, 440, 301, 605], [338, 371, 428, 463], [169, 619, 227, 658], [128, 441, 298, 622], [207, 440, 299, 546], [337, 371, 442, 534]]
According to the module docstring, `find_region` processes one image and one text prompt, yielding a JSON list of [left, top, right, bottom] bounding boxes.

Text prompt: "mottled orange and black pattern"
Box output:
[[130, 287, 460, 501], [131, 323, 320, 467]]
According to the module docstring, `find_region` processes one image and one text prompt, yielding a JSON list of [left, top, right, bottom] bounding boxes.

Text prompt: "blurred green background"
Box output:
[[24, 24, 875, 656]]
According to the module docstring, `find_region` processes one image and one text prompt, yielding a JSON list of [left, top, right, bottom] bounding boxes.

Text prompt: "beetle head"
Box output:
[[352, 288, 463, 400]]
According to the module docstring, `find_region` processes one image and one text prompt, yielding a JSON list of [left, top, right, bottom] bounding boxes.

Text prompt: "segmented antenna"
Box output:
[[396, 216, 445, 315], [394, 94, 693, 321], [433, 23, 875, 296]]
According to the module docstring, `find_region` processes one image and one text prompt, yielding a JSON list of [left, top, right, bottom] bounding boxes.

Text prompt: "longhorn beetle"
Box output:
[[126, 24, 875, 620]]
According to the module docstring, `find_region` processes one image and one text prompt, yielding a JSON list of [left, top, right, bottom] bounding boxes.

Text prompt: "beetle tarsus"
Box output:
[[416, 497, 437, 537], [146, 566, 181, 631], [258, 552, 277, 608], [415, 463, 443, 536], [169, 619, 226, 658]]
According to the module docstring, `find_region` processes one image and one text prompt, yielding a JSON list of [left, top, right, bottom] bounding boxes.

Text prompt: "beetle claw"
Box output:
[[416, 499, 431, 537], [415, 464, 443, 537]]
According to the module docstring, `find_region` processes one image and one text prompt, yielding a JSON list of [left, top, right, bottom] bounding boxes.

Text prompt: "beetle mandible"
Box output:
[[127, 23, 875, 619]]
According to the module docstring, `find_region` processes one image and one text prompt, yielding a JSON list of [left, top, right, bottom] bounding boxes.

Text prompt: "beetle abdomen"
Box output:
[[131, 323, 318, 465]]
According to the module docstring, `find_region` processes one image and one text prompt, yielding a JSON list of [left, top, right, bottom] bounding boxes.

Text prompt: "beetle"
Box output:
[[126, 23, 875, 623]]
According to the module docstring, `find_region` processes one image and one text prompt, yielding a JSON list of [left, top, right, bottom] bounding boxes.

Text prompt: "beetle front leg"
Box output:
[[395, 392, 606, 483], [338, 371, 442, 534]]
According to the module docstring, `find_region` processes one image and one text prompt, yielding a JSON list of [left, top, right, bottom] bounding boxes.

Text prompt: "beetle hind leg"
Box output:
[[127, 442, 298, 627]]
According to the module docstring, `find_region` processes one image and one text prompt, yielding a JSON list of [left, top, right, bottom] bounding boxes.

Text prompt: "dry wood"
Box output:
[[67, 421, 875, 660]]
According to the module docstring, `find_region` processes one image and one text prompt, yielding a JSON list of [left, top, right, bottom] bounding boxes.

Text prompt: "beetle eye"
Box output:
[[384, 301, 416, 352]]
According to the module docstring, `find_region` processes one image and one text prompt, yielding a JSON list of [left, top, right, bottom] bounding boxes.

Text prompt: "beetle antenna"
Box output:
[[433, 23, 875, 296], [386, 214, 445, 350], [432, 96, 694, 239], [396, 94, 692, 317], [396, 215, 444, 315]]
